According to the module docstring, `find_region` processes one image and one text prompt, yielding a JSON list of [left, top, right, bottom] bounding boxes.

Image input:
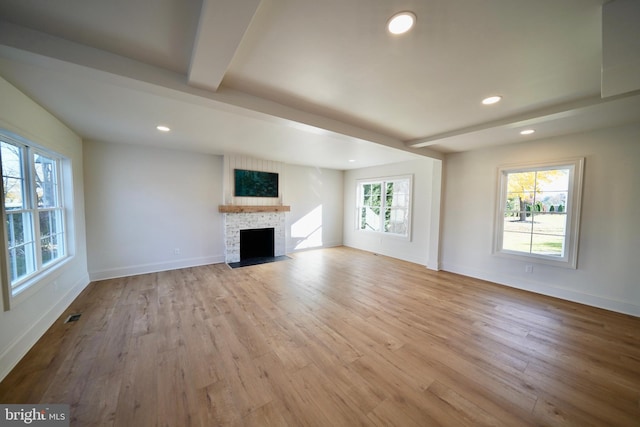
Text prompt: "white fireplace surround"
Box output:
[[223, 212, 286, 263]]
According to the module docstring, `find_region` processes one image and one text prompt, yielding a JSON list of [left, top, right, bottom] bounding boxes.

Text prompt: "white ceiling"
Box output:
[[0, 0, 639, 170]]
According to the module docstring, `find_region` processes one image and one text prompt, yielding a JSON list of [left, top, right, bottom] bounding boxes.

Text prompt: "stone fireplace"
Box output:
[[220, 207, 289, 264]]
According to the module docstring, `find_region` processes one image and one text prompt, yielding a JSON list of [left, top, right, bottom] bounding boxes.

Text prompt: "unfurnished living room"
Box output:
[[0, 1, 639, 426]]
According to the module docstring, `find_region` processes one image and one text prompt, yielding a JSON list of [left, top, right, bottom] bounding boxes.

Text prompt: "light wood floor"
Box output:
[[1, 247, 639, 426]]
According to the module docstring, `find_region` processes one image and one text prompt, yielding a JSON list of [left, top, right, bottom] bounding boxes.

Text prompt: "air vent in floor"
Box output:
[[64, 313, 82, 323]]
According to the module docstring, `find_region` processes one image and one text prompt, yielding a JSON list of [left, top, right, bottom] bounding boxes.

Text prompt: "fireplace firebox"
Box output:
[[240, 228, 275, 261]]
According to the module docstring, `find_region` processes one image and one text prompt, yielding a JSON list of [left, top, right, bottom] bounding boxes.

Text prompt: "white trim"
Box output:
[[88, 255, 224, 281], [1, 131, 70, 308], [287, 240, 342, 254], [8, 256, 72, 309], [355, 174, 413, 241], [0, 273, 89, 382], [493, 157, 584, 269], [442, 262, 640, 317]]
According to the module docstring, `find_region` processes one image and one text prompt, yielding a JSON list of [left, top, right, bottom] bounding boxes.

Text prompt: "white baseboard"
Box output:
[[89, 255, 225, 281], [286, 241, 343, 254], [441, 263, 640, 317], [0, 273, 90, 382]]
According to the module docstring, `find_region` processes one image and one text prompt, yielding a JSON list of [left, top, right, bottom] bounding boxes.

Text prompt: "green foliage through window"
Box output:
[[357, 176, 411, 237]]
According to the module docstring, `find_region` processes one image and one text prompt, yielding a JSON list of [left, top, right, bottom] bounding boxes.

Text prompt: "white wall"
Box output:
[[284, 164, 343, 251], [343, 157, 442, 268], [441, 123, 640, 316], [84, 140, 225, 280], [0, 76, 90, 380], [84, 143, 346, 279]]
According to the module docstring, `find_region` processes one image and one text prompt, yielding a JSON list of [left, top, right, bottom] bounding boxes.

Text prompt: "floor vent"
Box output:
[[65, 313, 82, 323]]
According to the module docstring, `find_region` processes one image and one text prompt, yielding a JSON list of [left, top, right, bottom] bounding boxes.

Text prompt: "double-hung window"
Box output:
[[1, 133, 67, 297], [356, 175, 412, 239], [494, 158, 584, 268]]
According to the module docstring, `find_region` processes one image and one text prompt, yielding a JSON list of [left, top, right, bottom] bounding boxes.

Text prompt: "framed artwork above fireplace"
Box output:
[[234, 169, 279, 198]]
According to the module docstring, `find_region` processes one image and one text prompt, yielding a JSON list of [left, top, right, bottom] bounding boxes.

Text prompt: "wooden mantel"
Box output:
[[218, 205, 291, 213]]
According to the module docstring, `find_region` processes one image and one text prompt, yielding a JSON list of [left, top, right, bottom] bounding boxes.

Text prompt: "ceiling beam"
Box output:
[[405, 96, 610, 148], [0, 21, 444, 161], [188, 0, 261, 92]]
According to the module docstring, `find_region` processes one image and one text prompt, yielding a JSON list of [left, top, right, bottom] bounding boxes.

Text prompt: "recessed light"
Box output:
[[387, 12, 416, 35], [482, 96, 502, 105], [156, 125, 170, 132], [520, 129, 535, 135], [348, 159, 356, 163]]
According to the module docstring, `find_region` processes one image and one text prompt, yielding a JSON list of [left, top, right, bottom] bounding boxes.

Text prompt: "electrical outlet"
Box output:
[[174, 248, 181, 255], [525, 264, 533, 273]]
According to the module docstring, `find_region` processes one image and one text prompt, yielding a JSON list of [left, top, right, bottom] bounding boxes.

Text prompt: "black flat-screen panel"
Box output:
[[234, 169, 279, 198]]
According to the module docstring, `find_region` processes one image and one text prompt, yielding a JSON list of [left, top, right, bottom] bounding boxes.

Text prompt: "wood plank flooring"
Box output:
[[1, 247, 639, 426]]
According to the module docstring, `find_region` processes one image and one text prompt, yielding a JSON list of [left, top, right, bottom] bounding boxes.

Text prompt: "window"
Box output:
[[1, 134, 67, 296], [356, 175, 412, 238], [494, 158, 584, 268]]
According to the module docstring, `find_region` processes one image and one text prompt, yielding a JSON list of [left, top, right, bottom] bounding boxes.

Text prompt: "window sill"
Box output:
[[5, 256, 73, 311], [356, 229, 411, 242], [493, 250, 577, 269]]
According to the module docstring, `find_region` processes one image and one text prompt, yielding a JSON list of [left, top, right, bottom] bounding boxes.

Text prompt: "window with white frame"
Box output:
[[494, 158, 584, 268], [356, 175, 412, 238], [1, 133, 67, 296]]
